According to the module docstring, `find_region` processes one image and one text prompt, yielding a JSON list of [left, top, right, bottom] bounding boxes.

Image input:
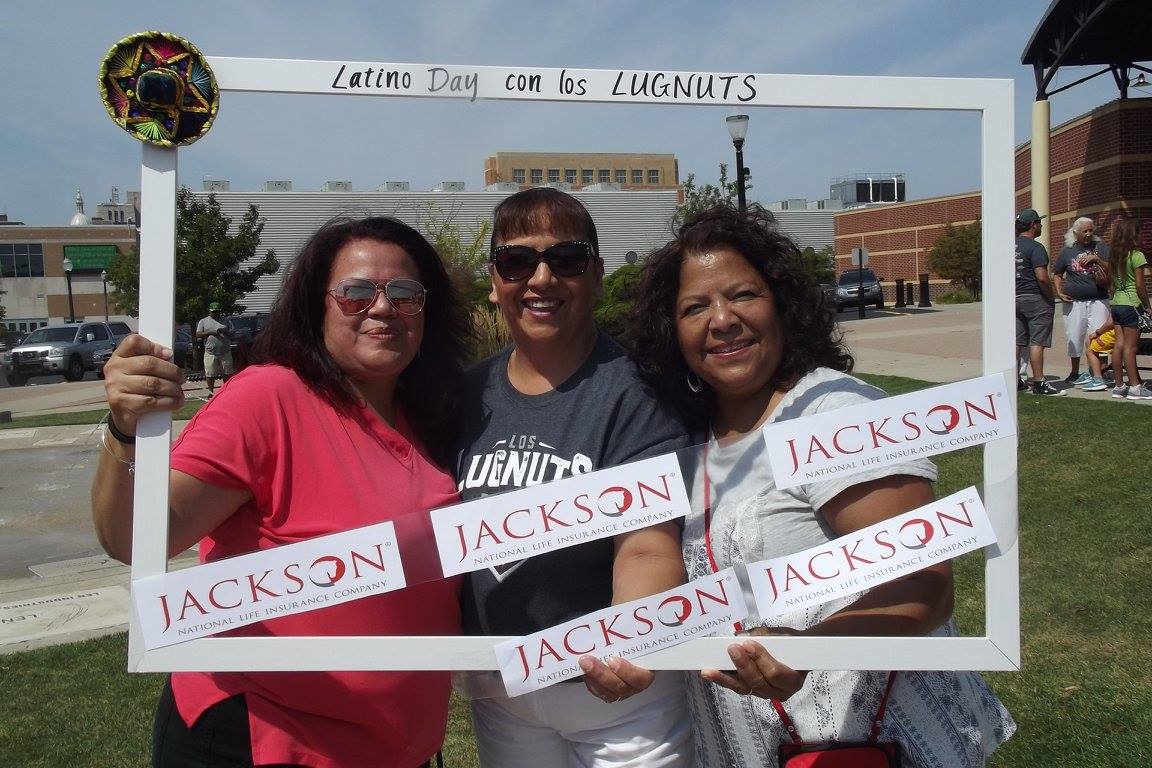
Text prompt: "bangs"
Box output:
[[491, 188, 599, 253]]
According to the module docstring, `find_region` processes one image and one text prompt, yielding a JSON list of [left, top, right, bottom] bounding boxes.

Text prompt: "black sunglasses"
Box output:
[[489, 240, 595, 282], [327, 278, 427, 316]]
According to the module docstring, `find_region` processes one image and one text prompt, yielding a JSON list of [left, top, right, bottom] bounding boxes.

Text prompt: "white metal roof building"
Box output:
[[764, 198, 845, 253], [192, 187, 680, 311]]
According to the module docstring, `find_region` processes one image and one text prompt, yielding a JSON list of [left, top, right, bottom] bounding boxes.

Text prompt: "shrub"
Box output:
[[937, 287, 977, 304], [594, 264, 641, 343], [470, 307, 510, 362]]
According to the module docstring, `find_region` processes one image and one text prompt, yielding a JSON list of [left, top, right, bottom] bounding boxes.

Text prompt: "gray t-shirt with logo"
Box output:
[[1055, 240, 1110, 301], [1015, 235, 1049, 296], [455, 331, 691, 636]]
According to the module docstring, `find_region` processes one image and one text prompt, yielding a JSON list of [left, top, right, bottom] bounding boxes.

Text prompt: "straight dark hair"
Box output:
[[490, 187, 599, 254], [252, 216, 474, 465]]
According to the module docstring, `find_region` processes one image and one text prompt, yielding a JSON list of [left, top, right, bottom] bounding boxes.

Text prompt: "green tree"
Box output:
[[106, 188, 279, 325], [927, 221, 982, 298], [417, 202, 492, 309], [801, 245, 836, 284], [673, 163, 752, 230], [594, 263, 642, 342]]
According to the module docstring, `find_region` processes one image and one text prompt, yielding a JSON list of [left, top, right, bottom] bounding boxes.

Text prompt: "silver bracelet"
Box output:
[[97, 413, 136, 474]]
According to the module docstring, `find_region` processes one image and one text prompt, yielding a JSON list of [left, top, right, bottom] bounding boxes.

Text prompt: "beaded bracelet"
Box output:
[[105, 413, 136, 444]]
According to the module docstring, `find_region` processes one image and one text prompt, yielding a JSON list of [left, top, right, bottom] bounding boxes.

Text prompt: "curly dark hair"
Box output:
[[629, 204, 852, 431], [252, 216, 474, 466]]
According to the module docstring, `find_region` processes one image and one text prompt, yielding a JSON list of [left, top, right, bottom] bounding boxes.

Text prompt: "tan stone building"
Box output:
[[0, 217, 137, 333], [483, 152, 680, 192]]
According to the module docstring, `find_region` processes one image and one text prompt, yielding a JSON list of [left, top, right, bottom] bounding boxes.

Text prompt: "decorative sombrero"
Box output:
[[99, 31, 218, 147]]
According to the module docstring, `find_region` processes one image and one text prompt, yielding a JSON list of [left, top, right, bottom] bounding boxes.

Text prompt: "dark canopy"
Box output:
[[1021, 0, 1152, 99]]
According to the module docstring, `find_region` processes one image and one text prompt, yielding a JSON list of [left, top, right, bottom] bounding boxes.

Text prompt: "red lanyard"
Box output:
[[704, 444, 896, 738], [701, 445, 744, 632], [773, 671, 898, 744]]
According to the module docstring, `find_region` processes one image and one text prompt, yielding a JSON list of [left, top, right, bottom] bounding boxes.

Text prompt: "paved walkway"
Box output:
[[2, 302, 1148, 654]]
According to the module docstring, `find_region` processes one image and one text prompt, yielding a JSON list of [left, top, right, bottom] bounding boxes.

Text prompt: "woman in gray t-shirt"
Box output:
[[627, 205, 1014, 767]]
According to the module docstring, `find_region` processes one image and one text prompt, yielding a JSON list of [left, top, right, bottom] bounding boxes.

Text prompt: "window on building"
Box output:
[[565, 169, 577, 184], [530, 168, 543, 184], [512, 169, 526, 184], [614, 170, 627, 184], [598, 170, 611, 183], [648, 170, 661, 184], [548, 169, 560, 183], [0, 243, 44, 278], [581, 170, 594, 185], [632, 170, 644, 184]]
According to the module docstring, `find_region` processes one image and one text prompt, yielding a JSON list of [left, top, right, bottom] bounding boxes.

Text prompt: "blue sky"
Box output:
[[1, 0, 1139, 226]]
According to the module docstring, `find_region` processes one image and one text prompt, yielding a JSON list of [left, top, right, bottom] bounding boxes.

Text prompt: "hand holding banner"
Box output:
[[133, 521, 406, 649], [495, 569, 748, 697]]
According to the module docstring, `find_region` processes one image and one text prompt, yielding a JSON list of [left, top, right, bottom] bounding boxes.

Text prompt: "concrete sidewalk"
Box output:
[[2, 302, 1147, 655]]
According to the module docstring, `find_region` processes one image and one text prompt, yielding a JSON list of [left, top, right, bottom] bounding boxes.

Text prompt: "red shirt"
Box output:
[[169, 365, 460, 768]]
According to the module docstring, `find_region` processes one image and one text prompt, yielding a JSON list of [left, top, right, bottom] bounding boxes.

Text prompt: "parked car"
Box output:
[[818, 283, 838, 309], [95, 327, 192, 379], [93, 346, 114, 379], [173, 327, 193, 369], [1, 322, 118, 385], [108, 321, 133, 345], [225, 313, 269, 370], [835, 268, 885, 311]]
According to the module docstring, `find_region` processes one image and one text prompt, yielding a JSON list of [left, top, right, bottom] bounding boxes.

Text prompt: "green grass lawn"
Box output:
[[1, 375, 1149, 766], [0, 401, 205, 430]]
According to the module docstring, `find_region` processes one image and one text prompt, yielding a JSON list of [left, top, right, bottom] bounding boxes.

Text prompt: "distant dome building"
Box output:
[[69, 189, 89, 226]]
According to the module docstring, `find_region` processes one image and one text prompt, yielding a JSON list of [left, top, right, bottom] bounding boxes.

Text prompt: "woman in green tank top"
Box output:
[[1105, 218, 1151, 400]]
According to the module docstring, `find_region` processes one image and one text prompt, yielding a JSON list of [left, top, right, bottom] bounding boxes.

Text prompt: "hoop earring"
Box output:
[[687, 371, 703, 394]]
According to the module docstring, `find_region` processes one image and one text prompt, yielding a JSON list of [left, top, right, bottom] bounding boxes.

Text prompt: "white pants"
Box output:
[[1062, 300, 1110, 358], [471, 671, 693, 768]]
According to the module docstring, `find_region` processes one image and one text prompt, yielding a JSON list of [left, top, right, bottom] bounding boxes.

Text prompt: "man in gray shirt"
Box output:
[[1015, 209, 1063, 396], [195, 302, 233, 397]]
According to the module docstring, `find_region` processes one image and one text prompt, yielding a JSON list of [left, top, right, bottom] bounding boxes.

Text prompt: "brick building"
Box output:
[[834, 98, 1152, 301]]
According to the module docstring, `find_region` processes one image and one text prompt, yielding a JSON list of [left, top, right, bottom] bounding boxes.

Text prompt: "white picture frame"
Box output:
[[128, 57, 1018, 674]]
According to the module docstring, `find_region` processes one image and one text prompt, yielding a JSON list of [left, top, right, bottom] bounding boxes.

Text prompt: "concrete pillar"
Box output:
[[1030, 100, 1051, 236]]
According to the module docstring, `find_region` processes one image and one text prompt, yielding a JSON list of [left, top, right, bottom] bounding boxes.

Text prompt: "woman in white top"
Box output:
[[621, 204, 1015, 767]]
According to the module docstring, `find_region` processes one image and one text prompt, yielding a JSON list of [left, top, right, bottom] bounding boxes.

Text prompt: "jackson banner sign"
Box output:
[[431, 454, 690, 578], [495, 568, 748, 696], [746, 487, 996, 621], [760, 374, 1014, 490], [133, 521, 406, 649]]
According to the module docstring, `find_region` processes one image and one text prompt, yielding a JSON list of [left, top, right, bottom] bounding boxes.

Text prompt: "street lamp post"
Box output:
[[101, 269, 109, 321], [726, 114, 750, 212], [62, 257, 75, 323]]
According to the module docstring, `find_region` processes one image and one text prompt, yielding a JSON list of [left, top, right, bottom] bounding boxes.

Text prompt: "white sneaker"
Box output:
[[1126, 383, 1152, 400], [1111, 385, 1130, 399]]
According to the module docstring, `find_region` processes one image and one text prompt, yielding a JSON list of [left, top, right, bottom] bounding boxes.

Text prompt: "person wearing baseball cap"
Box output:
[[1015, 209, 1063, 395], [196, 301, 234, 397]]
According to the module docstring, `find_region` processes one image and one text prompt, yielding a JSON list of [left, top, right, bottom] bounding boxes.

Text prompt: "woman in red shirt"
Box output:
[[92, 217, 473, 768]]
